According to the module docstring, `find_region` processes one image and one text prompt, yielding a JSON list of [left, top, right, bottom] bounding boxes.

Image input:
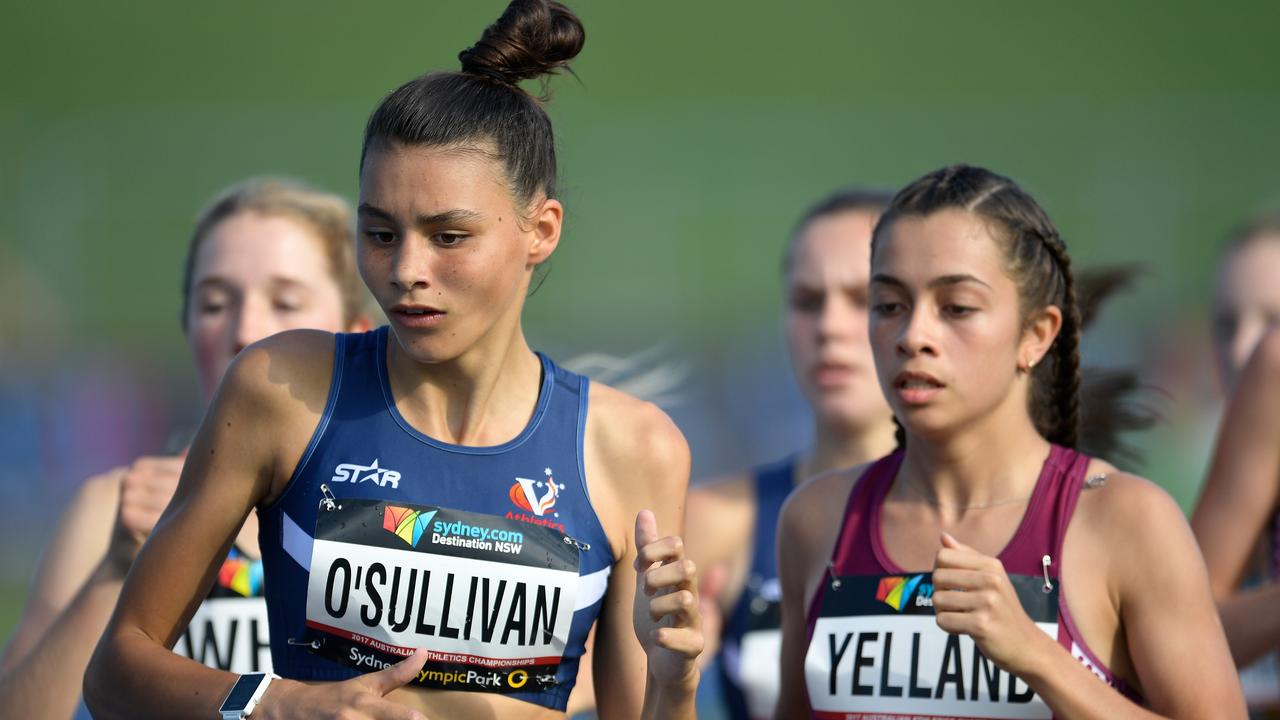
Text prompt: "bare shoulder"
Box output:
[[1074, 461, 1195, 579], [1076, 461, 1185, 533], [779, 463, 868, 558], [582, 380, 690, 554], [219, 329, 337, 412], [585, 380, 690, 495]]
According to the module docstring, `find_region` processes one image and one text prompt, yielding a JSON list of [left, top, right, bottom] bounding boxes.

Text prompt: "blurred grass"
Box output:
[[1, 0, 1279, 638]]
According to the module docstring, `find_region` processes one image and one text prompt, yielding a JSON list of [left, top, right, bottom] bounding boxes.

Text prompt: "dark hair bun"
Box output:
[[458, 0, 585, 88]]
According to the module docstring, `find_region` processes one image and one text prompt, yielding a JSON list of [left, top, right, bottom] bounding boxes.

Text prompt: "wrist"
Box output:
[[248, 676, 296, 720], [648, 664, 700, 695], [1014, 629, 1066, 687]]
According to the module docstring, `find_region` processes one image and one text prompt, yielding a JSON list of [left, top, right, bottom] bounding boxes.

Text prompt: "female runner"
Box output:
[[774, 164, 1245, 719], [686, 188, 897, 720], [1191, 213, 1280, 714], [0, 178, 369, 720], [84, 2, 702, 719]]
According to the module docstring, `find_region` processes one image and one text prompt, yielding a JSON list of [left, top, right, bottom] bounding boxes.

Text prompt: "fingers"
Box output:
[[634, 509, 660, 557], [931, 568, 1001, 592], [649, 625, 704, 658], [358, 648, 428, 697], [648, 588, 698, 624], [934, 534, 1002, 573], [643, 558, 697, 596]]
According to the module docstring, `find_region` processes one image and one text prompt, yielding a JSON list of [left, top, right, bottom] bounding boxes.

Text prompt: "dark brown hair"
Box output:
[[360, 0, 584, 209], [872, 165, 1153, 460], [783, 187, 894, 273], [181, 178, 364, 331]]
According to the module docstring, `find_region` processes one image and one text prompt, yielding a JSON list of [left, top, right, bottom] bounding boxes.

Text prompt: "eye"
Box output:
[[434, 232, 468, 247], [364, 229, 396, 245], [789, 290, 823, 313], [943, 304, 975, 317], [871, 301, 905, 316]]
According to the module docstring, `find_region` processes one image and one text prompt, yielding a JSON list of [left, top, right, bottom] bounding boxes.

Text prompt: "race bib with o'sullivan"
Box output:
[[304, 498, 579, 694]]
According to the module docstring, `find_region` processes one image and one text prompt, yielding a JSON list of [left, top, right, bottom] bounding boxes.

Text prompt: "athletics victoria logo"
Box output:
[[507, 468, 567, 533], [331, 459, 401, 489], [509, 468, 563, 518]]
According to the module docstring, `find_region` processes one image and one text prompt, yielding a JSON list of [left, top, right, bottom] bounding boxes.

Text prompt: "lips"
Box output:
[[389, 303, 447, 329], [812, 361, 857, 389], [893, 370, 945, 405]]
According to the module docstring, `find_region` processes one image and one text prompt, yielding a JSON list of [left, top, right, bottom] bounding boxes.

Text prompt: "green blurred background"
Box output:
[[2, 0, 1278, 653]]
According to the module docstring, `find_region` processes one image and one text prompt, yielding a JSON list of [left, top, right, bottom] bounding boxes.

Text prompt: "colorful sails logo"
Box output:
[[383, 505, 438, 548], [875, 574, 932, 612], [217, 549, 263, 597]]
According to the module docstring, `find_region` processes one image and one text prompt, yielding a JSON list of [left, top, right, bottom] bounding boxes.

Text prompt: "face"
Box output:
[[1212, 234, 1280, 389], [357, 143, 560, 365], [186, 212, 349, 400], [868, 209, 1058, 439], [785, 210, 892, 429]]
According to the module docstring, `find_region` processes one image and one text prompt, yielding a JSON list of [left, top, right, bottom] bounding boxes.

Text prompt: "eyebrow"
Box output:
[[194, 275, 311, 292], [357, 203, 483, 226], [870, 273, 993, 290]]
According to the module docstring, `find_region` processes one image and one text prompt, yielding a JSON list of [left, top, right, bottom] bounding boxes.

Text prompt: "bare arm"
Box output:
[[83, 334, 427, 720], [773, 488, 816, 719], [586, 386, 702, 720], [937, 475, 1246, 719], [0, 470, 120, 676], [0, 453, 185, 720], [1192, 329, 1280, 665]]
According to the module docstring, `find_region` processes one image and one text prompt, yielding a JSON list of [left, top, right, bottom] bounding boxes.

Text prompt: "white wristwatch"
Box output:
[[218, 672, 279, 719]]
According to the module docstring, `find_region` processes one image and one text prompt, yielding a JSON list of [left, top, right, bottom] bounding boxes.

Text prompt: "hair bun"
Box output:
[[458, 0, 585, 88]]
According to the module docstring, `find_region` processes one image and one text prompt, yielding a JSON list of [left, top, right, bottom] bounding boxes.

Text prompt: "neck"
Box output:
[[897, 400, 1051, 513], [385, 319, 542, 446], [797, 413, 898, 482]]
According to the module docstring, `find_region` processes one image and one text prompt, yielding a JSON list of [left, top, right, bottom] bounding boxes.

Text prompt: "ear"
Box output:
[[1020, 304, 1063, 369], [526, 197, 563, 266]]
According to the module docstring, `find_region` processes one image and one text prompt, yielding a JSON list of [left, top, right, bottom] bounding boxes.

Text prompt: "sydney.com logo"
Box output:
[[875, 574, 934, 611]]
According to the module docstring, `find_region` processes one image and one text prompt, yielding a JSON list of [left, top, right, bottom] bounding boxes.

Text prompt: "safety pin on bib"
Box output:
[[319, 483, 341, 512], [828, 561, 842, 591], [287, 636, 322, 650], [1041, 554, 1053, 594], [563, 535, 591, 552]]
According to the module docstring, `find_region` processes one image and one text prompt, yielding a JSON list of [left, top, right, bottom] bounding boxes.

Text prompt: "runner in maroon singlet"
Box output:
[[774, 165, 1245, 719]]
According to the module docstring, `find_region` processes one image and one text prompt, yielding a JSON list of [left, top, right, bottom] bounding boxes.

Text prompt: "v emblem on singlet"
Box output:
[[806, 573, 1059, 720], [304, 498, 580, 694]]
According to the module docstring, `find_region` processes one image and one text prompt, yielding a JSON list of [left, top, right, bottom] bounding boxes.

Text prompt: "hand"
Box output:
[[260, 649, 430, 720], [932, 532, 1052, 676], [102, 455, 185, 576], [632, 510, 704, 689]]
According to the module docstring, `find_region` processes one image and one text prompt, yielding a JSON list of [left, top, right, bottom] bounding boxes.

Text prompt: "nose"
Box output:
[[1228, 316, 1265, 379], [895, 306, 938, 358], [232, 295, 277, 355], [390, 235, 432, 291], [817, 294, 852, 343]]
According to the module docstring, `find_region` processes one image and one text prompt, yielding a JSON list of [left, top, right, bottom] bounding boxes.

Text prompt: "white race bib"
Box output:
[[304, 499, 579, 694]]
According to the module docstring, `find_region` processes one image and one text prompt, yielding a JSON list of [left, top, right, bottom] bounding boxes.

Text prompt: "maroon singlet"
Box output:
[[803, 445, 1140, 719]]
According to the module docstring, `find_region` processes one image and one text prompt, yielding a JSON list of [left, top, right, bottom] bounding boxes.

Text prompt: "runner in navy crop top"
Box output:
[[686, 187, 897, 720], [774, 165, 1245, 719], [84, 3, 704, 719]]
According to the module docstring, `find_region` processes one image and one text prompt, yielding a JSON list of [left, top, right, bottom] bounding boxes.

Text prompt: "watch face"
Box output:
[[220, 673, 266, 711]]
